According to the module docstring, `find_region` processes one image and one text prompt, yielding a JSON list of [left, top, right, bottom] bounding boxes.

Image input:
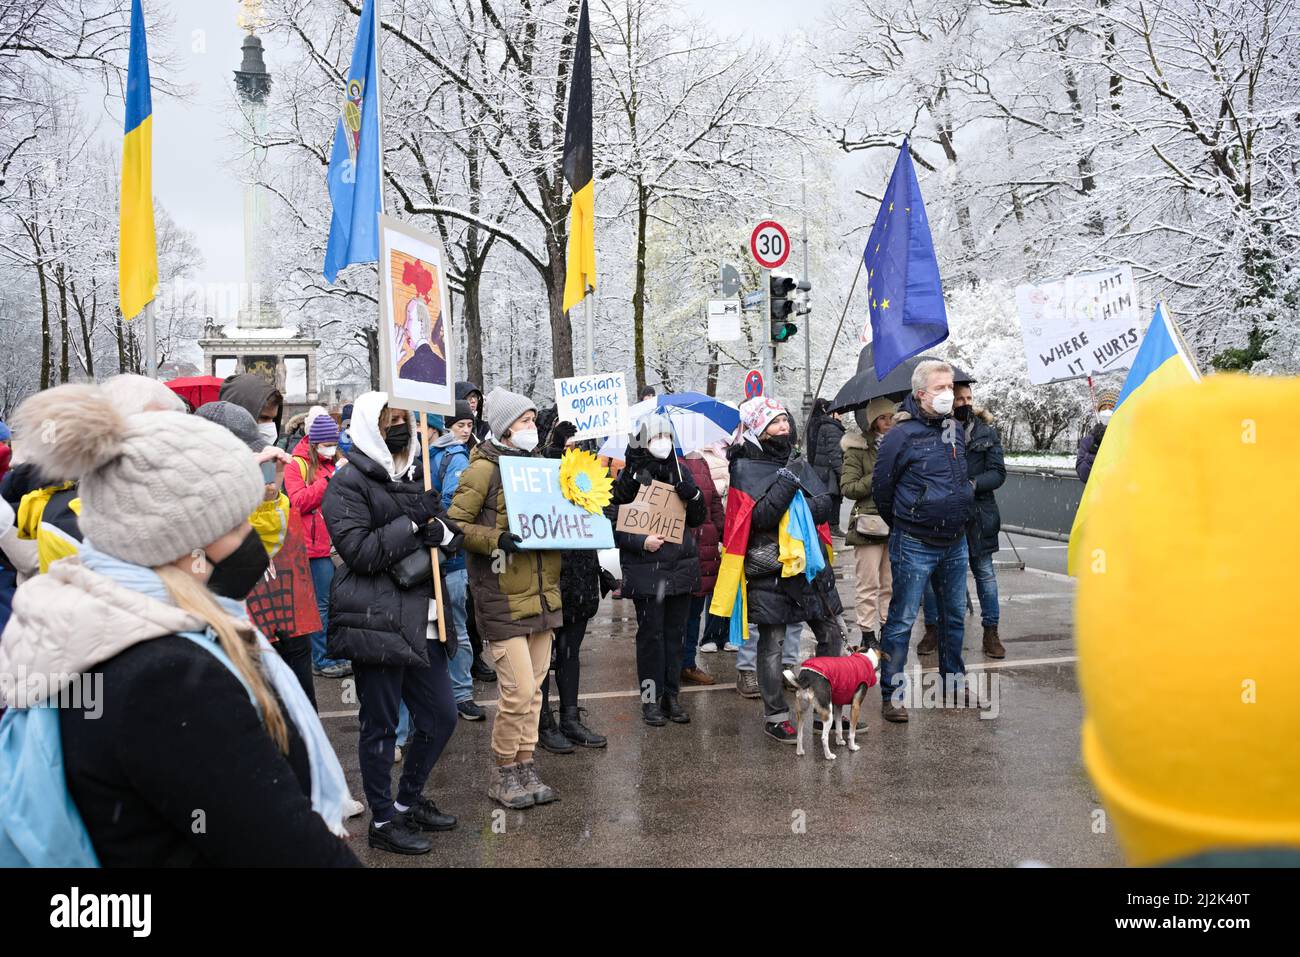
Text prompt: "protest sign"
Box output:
[[615, 480, 687, 545], [554, 372, 630, 442], [501, 455, 615, 550], [1015, 266, 1142, 385]]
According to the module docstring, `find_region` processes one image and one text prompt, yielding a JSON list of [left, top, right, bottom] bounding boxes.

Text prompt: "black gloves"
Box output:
[[497, 531, 524, 554], [599, 567, 618, 597], [550, 421, 578, 449], [675, 480, 698, 501], [408, 488, 442, 526], [418, 515, 464, 549]]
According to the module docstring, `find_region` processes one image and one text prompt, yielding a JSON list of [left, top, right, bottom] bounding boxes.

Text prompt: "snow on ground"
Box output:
[[1005, 453, 1075, 470]]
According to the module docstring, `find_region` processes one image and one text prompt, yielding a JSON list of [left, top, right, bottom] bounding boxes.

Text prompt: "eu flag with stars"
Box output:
[[864, 138, 948, 379]]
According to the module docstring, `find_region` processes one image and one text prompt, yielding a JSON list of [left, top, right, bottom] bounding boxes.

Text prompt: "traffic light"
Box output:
[[769, 273, 811, 343]]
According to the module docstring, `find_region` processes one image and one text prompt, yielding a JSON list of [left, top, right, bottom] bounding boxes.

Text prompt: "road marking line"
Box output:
[[1020, 566, 1076, 584], [315, 655, 1079, 719]]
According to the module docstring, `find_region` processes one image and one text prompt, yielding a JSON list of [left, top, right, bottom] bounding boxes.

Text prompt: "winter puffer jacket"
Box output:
[[446, 439, 563, 640], [727, 439, 843, 625], [963, 407, 1006, 557], [684, 455, 724, 596], [1076, 422, 1106, 483], [429, 435, 472, 573], [322, 445, 456, 667], [607, 449, 705, 600], [285, 437, 335, 559], [871, 392, 975, 547], [813, 415, 846, 494], [839, 427, 888, 547]]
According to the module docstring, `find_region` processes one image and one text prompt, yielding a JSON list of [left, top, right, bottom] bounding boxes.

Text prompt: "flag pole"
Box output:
[[417, 409, 448, 644], [143, 300, 158, 378], [585, 289, 594, 374]]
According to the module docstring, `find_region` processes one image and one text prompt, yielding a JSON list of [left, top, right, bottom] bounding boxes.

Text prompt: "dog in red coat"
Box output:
[[784, 646, 880, 760]]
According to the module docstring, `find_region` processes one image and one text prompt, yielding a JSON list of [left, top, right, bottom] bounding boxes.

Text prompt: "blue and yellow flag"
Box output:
[[118, 0, 157, 321], [324, 0, 383, 282], [865, 138, 948, 379], [1067, 303, 1201, 575]]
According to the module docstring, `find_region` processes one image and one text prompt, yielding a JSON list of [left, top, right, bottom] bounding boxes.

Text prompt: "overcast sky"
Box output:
[[98, 0, 829, 313]]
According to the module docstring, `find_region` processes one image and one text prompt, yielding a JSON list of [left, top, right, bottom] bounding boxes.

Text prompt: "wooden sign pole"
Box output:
[[417, 409, 447, 644]]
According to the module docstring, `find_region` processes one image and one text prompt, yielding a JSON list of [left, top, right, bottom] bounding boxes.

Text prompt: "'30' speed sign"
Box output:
[[749, 221, 790, 270]]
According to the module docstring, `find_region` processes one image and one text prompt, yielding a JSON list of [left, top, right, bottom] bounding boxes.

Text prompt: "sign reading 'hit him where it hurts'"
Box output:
[[500, 455, 614, 550]]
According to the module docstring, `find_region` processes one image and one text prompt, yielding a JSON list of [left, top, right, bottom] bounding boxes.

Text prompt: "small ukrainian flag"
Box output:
[[118, 0, 157, 321]]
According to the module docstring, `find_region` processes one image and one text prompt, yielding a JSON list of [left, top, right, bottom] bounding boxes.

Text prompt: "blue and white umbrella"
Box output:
[[599, 392, 740, 460]]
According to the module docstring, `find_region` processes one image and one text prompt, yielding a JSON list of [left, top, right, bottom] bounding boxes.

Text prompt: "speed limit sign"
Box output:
[[750, 220, 790, 270]]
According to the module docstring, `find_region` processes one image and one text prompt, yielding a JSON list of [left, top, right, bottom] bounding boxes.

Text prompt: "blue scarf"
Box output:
[[78, 543, 350, 836]]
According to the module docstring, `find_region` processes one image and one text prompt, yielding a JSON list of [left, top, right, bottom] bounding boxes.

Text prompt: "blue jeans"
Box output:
[[922, 549, 1000, 627], [445, 568, 474, 703], [682, 594, 707, 669], [880, 532, 968, 693], [309, 557, 347, 669], [737, 621, 804, 671]]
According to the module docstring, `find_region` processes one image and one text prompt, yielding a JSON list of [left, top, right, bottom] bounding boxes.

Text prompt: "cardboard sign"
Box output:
[[554, 372, 631, 442], [616, 480, 687, 545], [1015, 266, 1142, 384], [500, 455, 615, 550]]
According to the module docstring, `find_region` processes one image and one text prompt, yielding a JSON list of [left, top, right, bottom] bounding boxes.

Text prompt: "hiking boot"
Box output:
[[982, 624, 1006, 659], [661, 695, 690, 724], [560, 706, 607, 748], [862, 629, 881, 655], [680, 666, 716, 686], [487, 763, 534, 809], [368, 817, 432, 855], [403, 797, 457, 832], [735, 670, 761, 699], [537, 709, 576, 754], [917, 622, 939, 655], [515, 759, 558, 805], [764, 720, 798, 744], [641, 702, 668, 726], [457, 699, 487, 721], [471, 659, 498, 683], [881, 698, 909, 723]]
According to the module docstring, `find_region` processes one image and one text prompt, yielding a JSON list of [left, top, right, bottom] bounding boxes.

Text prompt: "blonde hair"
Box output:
[[154, 564, 290, 754], [380, 404, 412, 472]]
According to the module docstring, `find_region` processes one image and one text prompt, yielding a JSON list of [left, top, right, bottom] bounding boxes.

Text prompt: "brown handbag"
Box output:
[[854, 514, 890, 538]]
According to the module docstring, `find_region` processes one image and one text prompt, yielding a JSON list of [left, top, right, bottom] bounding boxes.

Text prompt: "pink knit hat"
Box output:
[[738, 396, 788, 443]]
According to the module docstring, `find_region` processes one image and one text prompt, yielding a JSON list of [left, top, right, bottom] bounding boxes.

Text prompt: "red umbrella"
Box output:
[[165, 375, 225, 412]]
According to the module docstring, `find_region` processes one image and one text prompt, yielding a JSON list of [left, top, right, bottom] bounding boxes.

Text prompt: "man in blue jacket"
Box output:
[[871, 360, 975, 722]]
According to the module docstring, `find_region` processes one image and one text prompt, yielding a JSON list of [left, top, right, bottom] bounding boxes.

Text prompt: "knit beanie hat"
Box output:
[[308, 414, 340, 445], [1096, 387, 1120, 411], [195, 400, 267, 452], [738, 396, 788, 443], [484, 387, 536, 439], [628, 411, 676, 451], [423, 413, 445, 433], [856, 396, 898, 434], [101, 373, 186, 416], [13, 384, 264, 568], [450, 400, 474, 427]]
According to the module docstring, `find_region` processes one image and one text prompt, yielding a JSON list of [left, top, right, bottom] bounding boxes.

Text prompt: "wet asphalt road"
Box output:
[[314, 549, 1120, 867]]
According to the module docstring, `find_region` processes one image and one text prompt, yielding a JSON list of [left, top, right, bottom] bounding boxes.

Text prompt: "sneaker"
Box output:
[[723, 643, 740, 653], [680, 666, 716, 686], [319, 662, 352, 679], [515, 759, 559, 805], [698, 641, 719, 654], [457, 699, 487, 721], [403, 796, 457, 832], [487, 763, 534, 809], [344, 796, 365, 818], [764, 720, 798, 744], [368, 817, 432, 855], [735, 670, 761, 699]]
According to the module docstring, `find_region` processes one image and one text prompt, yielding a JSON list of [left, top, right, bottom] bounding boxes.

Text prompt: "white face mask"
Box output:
[[1098, 409, 1113, 424], [929, 390, 955, 416], [648, 437, 674, 460], [511, 428, 538, 453], [317, 444, 337, 459], [258, 422, 278, 443]]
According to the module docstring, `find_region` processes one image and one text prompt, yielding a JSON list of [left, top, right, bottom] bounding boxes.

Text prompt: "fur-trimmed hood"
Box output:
[[841, 429, 876, 453]]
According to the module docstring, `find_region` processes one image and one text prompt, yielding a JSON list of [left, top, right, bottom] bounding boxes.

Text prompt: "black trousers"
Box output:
[[353, 642, 457, 822], [633, 593, 691, 703], [274, 632, 316, 710], [542, 617, 589, 713], [465, 594, 485, 664]]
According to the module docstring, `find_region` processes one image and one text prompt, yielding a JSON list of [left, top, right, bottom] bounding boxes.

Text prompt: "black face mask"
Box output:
[[206, 529, 270, 601], [761, 434, 793, 459], [953, 405, 973, 423], [384, 424, 411, 453]]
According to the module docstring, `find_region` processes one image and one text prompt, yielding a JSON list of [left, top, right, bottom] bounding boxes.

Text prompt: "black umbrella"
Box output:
[[828, 343, 975, 414]]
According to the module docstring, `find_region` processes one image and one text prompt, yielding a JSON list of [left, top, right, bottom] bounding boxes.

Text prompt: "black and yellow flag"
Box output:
[[562, 0, 595, 312]]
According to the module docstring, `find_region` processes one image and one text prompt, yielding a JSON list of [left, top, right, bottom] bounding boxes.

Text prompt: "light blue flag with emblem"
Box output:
[[324, 0, 382, 282]]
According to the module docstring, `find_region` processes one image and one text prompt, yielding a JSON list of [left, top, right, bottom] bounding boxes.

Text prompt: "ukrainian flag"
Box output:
[[561, 0, 595, 312], [1067, 303, 1201, 576], [118, 0, 157, 321]]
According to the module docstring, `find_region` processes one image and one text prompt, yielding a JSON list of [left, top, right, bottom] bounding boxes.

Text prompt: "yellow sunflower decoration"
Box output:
[[559, 447, 612, 514]]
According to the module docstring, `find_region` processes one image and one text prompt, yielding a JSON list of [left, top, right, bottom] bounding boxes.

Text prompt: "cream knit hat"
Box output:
[[13, 384, 264, 567]]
